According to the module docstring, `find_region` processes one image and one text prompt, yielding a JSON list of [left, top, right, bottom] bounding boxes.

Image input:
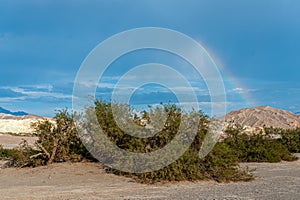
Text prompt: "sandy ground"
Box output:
[[0, 154, 298, 200], [0, 134, 299, 199], [0, 133, 37, 149]]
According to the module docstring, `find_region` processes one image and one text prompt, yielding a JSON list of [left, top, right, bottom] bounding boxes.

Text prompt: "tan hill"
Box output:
[[224, 106, 300, 129], [0, 113, 51, 135]]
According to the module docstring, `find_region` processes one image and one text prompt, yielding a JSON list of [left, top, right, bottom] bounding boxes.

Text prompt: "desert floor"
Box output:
[[0, 155, 299, 199], [0, 134, 299, 199], [0, 133, 37, 149]]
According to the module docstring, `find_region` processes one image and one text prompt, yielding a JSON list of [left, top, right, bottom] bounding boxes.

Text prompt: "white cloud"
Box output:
[[29, 84, 53, 91], [0, 96, 27, 102], [0, 85, 72, 100], [228, 87, 258, 94]]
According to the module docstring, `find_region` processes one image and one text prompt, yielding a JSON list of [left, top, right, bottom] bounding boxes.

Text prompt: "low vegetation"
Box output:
[[1, 110, 93, 167], [0, 141, 38, 167], [1, 100, 299, 184], [264, 127, 300, 153], [223, 125, 298, 162], [93, 101, 252, 183], [31, 110, 92, 165]]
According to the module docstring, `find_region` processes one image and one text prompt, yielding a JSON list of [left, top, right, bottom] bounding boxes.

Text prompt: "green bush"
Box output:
[[93, 101, 253, 183], [224, 125, 298, 162], [280, 128, 300, 153], [0, 145, 15, 158], [113, 143, 252, 183], [1, 110, 94, 167], [0, 141, 39, 167], [31, 109, 93, 165]]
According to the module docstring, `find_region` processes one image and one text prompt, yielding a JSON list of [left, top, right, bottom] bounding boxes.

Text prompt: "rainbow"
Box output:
[[201, 42, 257, 111]]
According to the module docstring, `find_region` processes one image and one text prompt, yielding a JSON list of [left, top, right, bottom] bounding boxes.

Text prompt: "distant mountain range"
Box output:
[[0, 107, 28, 116], [224, 106, 300, 129]]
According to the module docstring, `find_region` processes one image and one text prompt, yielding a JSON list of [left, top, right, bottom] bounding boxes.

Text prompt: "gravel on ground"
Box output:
[[0, 154, 299, 200]]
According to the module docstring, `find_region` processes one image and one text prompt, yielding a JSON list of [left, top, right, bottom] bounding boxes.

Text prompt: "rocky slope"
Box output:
[[225, 106, 300, 129]]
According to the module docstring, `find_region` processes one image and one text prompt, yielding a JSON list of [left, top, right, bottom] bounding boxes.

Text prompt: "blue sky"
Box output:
[[0, 0, 299, 117]]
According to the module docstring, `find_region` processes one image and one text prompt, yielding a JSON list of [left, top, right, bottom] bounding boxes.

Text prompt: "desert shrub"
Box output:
[[92, 100, 253, 183], [198, 143, 253, 182], [1, 110, 94, 167], [92, 101, 183, 153], [224, 125, 298, 162], [0, 145, 15, 158], [264, 127, 300, 153], [279, 128, 300, 153], [113, 143, 253, 183], [0, 141, 40, 167], [29, 109, 93, 166]]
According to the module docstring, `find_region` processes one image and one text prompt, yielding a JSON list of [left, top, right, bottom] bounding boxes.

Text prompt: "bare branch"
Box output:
[[35, 142, 50, 159], [29, 153, 43, 159], [47, 138, 60, 165]]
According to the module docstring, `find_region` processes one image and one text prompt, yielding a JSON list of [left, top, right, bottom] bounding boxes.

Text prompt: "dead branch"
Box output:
[[35, 142, 50, 159]]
